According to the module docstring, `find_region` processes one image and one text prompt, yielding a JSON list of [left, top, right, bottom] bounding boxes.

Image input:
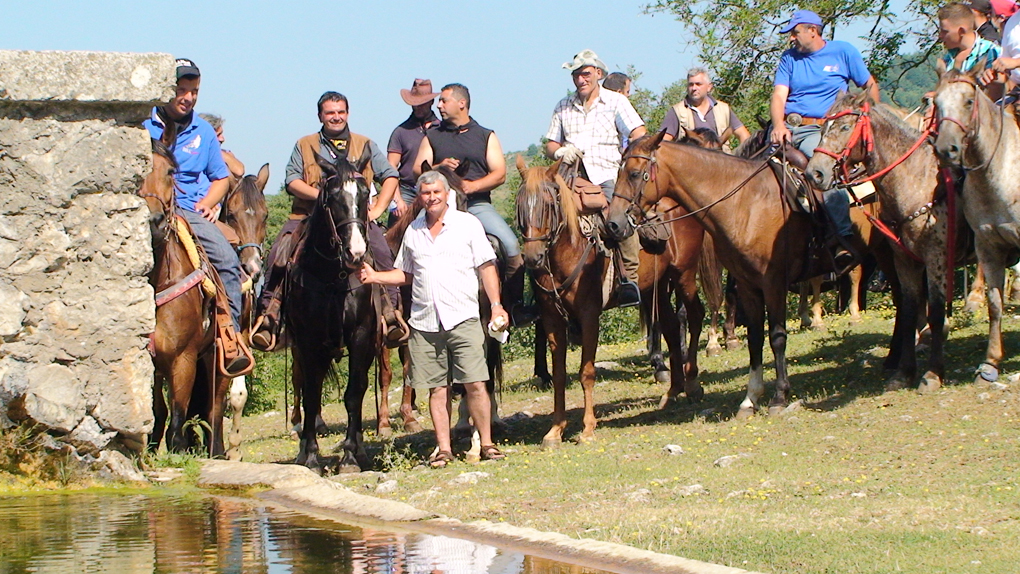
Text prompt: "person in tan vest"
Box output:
[[251, 91, 408, 351], [662, 67, 751, 146]]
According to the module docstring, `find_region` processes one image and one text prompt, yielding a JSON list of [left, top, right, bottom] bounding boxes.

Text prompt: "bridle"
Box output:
[[317, 172, 368, 264], [515, 176, 566, 250], [932, 75, 1004, 172], [221, 182, 266, 269], [812, 102, 878, 185]]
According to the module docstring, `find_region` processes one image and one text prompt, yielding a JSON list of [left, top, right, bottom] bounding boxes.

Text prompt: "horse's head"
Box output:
[[678, 126, 723, 151], [932, 59, 989, 166], [806, 90, 873, 190], [221, 163, 270, 279], [515, 155, 576, 270], [140, 115, 178, 245], [317, 154, 371, 268], [606, 130, 667, 241]]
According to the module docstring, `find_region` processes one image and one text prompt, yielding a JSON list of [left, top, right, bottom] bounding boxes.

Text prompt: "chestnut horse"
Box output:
[[140, 123, 230, 456], [516, 157, 704, 447], [287, 155, 377, 472], [219, 164, 269, 460], [607, 132, 818, 418]]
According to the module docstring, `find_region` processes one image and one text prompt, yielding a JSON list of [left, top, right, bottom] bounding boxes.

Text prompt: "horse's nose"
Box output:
[[149, 211, 165, 230], [606, 218, 627, 240], [806, 168, 826, 188]]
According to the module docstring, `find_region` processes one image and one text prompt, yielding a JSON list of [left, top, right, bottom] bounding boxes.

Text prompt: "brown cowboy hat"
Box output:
[[400, 79, 439, 106]]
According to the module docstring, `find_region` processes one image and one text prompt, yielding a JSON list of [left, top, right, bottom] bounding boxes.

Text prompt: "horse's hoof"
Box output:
[[226, 448, 242, 462], [849, 316, 863, 325], [577, 434, 596, 445], [685, 386, 705, 403], [767, 405, 785, 417], [289, 430, 300, 441], [337, 463, 361, 474], [974, 362, 999, 385], [810, 323, 826, 331], [885, 376, 910, 392], [706, 344, 722, 357], [658, 393, 676, 410], [735, 407, 755, 420], [541, 437, 561, 450], [403, 420, 423, 433], [654, 369, 670, 383], [726, 339, 740, 351], [377, 426, 393, 439], [963, 299, 983, 314]]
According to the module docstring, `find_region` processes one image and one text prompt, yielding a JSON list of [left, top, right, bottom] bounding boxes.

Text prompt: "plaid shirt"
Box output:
[[545, 88, 644, 185]]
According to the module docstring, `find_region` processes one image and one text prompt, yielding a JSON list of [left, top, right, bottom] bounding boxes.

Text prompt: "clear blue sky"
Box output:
[[4, 0, 918, 194]]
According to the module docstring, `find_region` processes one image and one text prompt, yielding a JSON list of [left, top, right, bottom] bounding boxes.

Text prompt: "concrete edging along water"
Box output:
[[199, 460, 761, 574]]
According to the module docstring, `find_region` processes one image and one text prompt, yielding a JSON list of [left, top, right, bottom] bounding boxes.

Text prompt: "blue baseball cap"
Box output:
[[779, 10, 824, 34]]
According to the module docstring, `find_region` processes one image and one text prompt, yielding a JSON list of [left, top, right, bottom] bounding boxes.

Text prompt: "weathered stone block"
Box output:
[[0, 50, 174, 104], [90, 347, 154, 437], [7, 363, 85, 432], [0, 280, 28, 338]]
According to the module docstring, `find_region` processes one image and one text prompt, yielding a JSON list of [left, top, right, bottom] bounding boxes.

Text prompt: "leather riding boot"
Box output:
[[378, 286, 410, 348], [617, 233, 641, 308], [504, 254, 538, 327], [250, 295, 282, 352], [829, 234, 859, 277]]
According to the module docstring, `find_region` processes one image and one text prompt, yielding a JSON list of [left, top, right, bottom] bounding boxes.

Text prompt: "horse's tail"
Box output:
[[699, 234, 724, 314]]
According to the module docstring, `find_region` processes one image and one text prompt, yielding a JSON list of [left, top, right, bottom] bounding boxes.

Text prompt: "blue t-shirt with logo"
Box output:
[[143, 107, 229, 213], [774, 40, 872, 119]]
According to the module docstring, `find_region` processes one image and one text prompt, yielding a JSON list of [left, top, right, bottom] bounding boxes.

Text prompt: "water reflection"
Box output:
[[0, 494, 611, 574]]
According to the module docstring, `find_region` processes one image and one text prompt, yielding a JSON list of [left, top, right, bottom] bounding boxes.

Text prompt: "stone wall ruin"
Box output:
[[0, 50, 174, 454]]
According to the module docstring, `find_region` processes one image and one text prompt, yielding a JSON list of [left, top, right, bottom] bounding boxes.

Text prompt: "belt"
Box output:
[[786, 113, 826, 127]]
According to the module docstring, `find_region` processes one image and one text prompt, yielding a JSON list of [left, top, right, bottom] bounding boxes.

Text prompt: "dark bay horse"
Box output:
[[516, 156, 704, 447], [607, 132, 817, 418], [287, 155, 377, 472], [219, 163, 269, 460], [806, 92, 967, 392], [140, 124, 229, 456]]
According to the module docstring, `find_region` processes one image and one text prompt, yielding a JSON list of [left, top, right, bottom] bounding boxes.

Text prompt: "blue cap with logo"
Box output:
[[779, 10, 824, 34]]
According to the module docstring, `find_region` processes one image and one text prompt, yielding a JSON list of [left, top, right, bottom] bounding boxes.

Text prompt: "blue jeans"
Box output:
[[790, 123, 852, 238], [180, 209, 242, 331], [467, 200, 520, 258]]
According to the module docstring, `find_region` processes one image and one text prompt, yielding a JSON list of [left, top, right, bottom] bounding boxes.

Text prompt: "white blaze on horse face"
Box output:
[[344, 179, 367, 260]]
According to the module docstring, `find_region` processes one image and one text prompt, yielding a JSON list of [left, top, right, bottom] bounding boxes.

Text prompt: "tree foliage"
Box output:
[[643, 0, 944, 121]]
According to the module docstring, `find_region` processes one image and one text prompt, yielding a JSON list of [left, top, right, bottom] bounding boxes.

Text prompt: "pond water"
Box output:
[[0, 494, 615, 574]]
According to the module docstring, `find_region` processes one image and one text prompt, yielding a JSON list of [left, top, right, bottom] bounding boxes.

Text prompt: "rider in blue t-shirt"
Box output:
[[143, 59, 250, 375], [769, 9, 879, 271]]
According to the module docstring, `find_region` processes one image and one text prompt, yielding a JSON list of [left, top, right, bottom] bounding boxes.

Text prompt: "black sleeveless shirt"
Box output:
[[426, 117, 493, 203]]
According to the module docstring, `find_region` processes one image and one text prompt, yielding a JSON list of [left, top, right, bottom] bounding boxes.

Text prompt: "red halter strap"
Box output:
[[813, 102, 876, 184]]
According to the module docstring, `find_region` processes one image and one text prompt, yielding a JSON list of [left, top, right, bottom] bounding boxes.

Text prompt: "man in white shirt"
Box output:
[[545, 49, 646, 306], [360, 170, 508, 468]]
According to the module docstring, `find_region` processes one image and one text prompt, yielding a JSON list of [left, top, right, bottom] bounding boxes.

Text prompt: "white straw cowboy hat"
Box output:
[[562, 49, 607, 74], [400, 79, 439, 106]]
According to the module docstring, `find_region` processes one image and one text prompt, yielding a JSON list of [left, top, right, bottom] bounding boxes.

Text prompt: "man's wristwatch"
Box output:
[[491, 302, 503, 308]]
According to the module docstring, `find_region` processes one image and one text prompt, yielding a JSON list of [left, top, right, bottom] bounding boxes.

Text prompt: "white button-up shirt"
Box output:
[[394, 208, 496, 332], [545, 87, 644, 185]]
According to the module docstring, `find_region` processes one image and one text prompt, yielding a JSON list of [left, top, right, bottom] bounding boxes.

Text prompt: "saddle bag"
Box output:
[[637, 210, 670, 254], [572, 176, 609, 214]]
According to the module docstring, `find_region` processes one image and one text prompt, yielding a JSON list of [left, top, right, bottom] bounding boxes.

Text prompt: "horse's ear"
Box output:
[[935, 57, 948, 78], [546, 157, 564, 178], [650, 128, 667, 150], [515, 154, 527, 178], [968, 57, 988, 80], [420, 160, 432, 173], [316, 153, 336, 177], [679, 126, 692, 142], [455, 159, 470, 177], [756, 114, 769, 130], [255, 163, 270, 191], [156, 107, 176, 148], [849, 89, 868, 107]]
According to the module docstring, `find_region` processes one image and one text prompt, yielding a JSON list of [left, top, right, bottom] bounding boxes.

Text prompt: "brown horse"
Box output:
[[218, 164, 269, 460], [140, 123, 229, 456], [516, 156, 704, 447], [607, 132, 819, 418], [806, 92, 967, 391]]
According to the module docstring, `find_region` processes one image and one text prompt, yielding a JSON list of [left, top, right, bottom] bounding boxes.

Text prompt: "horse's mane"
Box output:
[[828, 92, 921, 141], [232, 174, 265, 211], [731, 128, 769, 159], [151, 138, 178, 170], [518, 164, 579, 241]]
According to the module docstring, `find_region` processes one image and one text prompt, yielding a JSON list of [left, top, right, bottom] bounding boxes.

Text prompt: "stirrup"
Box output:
[[384, 313, 410, 349], [618, 279, 641, 308], [250, 315, 278, 352], [218, 339, 254, 377], [510, 304, 539, 328]]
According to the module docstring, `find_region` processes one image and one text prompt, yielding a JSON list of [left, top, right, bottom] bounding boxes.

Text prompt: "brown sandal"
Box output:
[[429, 450, 454, 468], [480, 445, 505, 461]]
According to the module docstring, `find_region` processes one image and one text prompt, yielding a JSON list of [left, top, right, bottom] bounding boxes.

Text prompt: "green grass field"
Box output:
[[234, 294, 1020, 574]]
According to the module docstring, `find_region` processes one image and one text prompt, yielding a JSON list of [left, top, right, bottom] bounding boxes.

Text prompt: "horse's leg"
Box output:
[[700, 237, 724, 357], [166, 353, 199, 453], [577, 310, 600, 444], [797, 282, 811, 329], [848, 264, 863, 324], [207, 357, 230, 458], [964, 263, 986, 314], [658, 281, 686, 408], [764, 281, 792, 415], [920, 264, 948, 393], [289, 356, 303, 439], [736, 286, 766, 419], [724, 276, 740, 350], [1008, 262, 1020, 304], [396, 345, 421, 432], [340, 325, 374, 472], [533, 321, 553, 390], [376, 345, 393, 437], [887, 262, 924, 390], [294, 345, 328, 470], [679, 267, 704, 399], [541, 314, 569, 449], [975, 249, 1007, 386], [225, 375, 247, 461], [641, 290, 669, 384], [149, 374, 168, 452], [802, 277, 825, 330], [705, 307, 722, 357]]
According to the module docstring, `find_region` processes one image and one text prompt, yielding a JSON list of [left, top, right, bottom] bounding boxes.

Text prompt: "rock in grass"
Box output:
[[662, 444, 684, 456], [713, 453, 752, 468], [675, 484, 706, 497], [626, 488, 652, 502], [376, 480, 398, 494], [990, 382, 1008, 391], [451, 471, 490, 485]]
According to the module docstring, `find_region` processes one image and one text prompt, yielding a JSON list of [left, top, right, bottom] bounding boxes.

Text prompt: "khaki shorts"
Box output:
[[408, 318, 489, 389]]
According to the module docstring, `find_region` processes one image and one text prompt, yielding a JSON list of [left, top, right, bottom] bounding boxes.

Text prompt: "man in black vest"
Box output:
[[414, 83, 536, 327]]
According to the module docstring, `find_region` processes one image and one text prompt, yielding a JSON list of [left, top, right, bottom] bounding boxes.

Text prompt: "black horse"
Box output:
[[287, 155, 377, 472]]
